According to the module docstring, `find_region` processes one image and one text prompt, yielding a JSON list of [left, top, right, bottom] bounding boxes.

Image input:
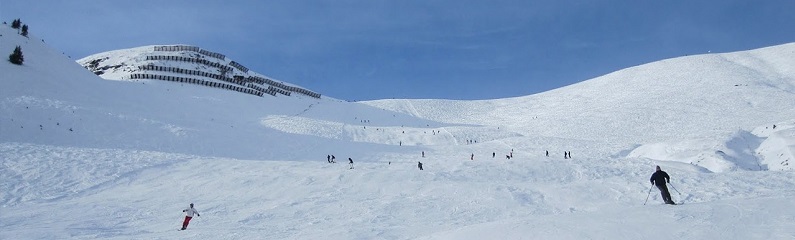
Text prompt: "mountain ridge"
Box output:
[[2, 23, 793, 170], [77, 45, 323, 100], [1, 25, 437, 160], [363, 43, 795, 145]]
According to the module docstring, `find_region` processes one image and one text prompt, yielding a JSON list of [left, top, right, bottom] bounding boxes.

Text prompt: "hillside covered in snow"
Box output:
[[2, 23, 795, 239], [78, 45, 321, 99]]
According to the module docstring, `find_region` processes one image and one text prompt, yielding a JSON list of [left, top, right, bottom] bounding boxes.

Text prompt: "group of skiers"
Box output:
[[326, 152, 676, 206], [179, 165, 678, 230], [333, 150, 676, 205], [326, 155, 354, 168]]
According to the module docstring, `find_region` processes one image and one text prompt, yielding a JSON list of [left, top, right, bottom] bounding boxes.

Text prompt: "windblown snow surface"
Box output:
[[2, 24, 795, 239]]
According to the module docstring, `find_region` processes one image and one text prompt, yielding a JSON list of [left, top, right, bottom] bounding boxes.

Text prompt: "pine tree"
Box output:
[[21, 25, 29, 37], [8, 46, 24, 65], [11, 19, 21, 29]]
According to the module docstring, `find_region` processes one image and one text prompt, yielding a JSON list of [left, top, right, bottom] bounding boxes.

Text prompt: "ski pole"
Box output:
[[669, 183, 681, 195], [643, 184, 653, 205]]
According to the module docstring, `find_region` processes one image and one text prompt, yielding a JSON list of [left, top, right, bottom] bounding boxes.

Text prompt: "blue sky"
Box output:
[[3, 0, 795, 100]]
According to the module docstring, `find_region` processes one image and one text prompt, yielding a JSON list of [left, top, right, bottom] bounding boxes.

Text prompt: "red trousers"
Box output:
[[182, 216, 193, 229]]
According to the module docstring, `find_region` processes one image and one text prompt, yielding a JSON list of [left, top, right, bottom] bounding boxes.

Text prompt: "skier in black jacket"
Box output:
[[650, 166, 675, 205]]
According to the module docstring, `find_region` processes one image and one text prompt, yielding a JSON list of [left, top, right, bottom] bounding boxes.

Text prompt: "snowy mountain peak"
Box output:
[[77, 45, 322, 99]]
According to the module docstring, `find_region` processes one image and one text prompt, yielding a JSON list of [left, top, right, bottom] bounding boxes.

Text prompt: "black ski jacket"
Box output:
[[650, 170, 670, 186]]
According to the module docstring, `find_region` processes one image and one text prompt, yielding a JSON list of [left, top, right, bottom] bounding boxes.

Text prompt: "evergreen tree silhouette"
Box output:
[[9, 46, 24, 65], [11, 19, 21, 29]]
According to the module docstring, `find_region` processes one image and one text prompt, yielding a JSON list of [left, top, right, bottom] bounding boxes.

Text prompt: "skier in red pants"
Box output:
[[181, 203, 200, 230]]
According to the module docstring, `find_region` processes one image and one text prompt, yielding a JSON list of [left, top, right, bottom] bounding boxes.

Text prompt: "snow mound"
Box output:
[[754, 120, 795, 171], [628, 121, 795, 172]]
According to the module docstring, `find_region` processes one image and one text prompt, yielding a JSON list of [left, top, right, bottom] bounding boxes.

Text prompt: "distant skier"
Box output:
[[180, 203, 200, 230], [493, 152, 496, 158], [332, 155, 336, 163], [470, 153, 474, 160], [422, 151, 425, 158], [349, 158, 354, 169], [546, 150, 549, 157], [650, 166, 675, 205], [327, 155, 331, 163], [418, 161, 423, 170]]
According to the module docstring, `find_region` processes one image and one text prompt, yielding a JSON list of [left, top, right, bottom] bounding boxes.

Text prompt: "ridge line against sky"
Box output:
[[2, 0, 795, 101]]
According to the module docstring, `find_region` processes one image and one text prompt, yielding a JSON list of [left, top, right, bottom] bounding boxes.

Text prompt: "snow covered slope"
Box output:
[[0, 24, 443, 160], [364, 44, 795, 145], [78, 45, 321, 99], [752, 121, 795, 171], [2, 23, 795, 240], [364, 44, 795, 172], [3, 143, 794, 239]]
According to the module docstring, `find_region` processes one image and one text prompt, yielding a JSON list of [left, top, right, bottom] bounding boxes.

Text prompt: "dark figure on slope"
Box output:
[[418, 161, 423, 170], [181, 203, 200, 230], [349, 158, 354, 169], [650, 166, 675, 205]]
